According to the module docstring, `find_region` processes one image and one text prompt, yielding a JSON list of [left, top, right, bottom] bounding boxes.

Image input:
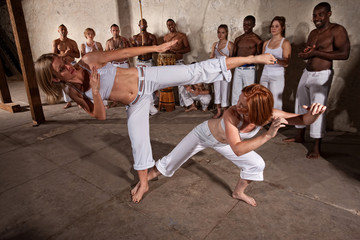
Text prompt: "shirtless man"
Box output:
[[105, 24, 130, 68], [283, 2, 350, 159], [130, 19, 158, 115], [163, 19, 191, 107], [52, 24, 80, 108], [130, 19, 158, 66], [163, 19, 191, 62], [231, 16, 262, 106]]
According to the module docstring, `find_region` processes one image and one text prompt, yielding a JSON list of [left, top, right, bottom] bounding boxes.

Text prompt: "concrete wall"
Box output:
[[11, 0, 360, 132]]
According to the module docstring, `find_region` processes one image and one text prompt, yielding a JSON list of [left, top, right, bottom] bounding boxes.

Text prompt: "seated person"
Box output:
[[183, 83, 211, 112]]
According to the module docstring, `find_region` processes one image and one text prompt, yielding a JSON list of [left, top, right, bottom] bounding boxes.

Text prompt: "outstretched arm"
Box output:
[[273, 103, 327, 126], [225, 53, 276, 70], [83, 40, 178, 66]]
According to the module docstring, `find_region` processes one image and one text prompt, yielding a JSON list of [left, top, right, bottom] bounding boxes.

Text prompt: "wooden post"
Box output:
[[6, 0, 45, 125], [0, 58, 12, 103], [0, 58, 21, 113]]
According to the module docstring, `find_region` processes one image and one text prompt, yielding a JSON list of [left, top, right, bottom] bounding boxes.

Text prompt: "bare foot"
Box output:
[[185, 105, 197, 112], [306, 150, 321, 159], [131, 182, 140, 196], [283, 136, 304, 143], [63, 102, 72, 109], [132, 184, 149, 203], [232, 192, 257, 206]]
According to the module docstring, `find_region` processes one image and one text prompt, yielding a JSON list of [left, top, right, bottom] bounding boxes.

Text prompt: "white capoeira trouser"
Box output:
[[214, 79, 230, 107], [260, 71, 285, 110], [127, 57, 231, 170], [112, 60, 130, 68], [135, 59, 157, 107], [182, 92, 211, 111], [231, 65, 256, 105], [175, 59, 187, 107], [156, 121, 265, 181], [135, 58, 153, 67], [295, 69, 334, 138]]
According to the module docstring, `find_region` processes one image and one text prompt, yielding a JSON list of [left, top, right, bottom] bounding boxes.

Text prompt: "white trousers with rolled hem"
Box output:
[[231, 67, 256, 105], [127, 57, 231, 170], [156, 121, 265, 181], [295, 69, 333, 139]]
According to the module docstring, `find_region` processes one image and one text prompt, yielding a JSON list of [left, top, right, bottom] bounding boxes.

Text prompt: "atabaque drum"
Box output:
[[157, 53, 176, 112]]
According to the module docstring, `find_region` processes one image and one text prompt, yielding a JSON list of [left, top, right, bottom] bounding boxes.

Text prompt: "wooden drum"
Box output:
[[157, 53, 176, 112]]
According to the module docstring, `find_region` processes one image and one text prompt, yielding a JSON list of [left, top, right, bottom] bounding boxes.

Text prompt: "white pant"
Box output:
[[295, 69, 333, 138], [260, 72, 285, 110], [112, 61, 130, 68], [214, 80, 229, 107], [135, 58, 153, 67], [156, 121, 265, 181], [175, 61, 186, 107], [231, 66, 256, 105], [127, 57, 231, 170], [182, 92, 211, 110]]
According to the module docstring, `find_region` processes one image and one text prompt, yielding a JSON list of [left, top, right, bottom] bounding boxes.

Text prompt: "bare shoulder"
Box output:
[[253, 33, 262, 42], [331, 23, 348, 34], [283, 38, 291, 46]]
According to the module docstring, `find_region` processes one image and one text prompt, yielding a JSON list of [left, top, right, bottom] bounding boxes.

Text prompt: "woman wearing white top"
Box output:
[[210, 24, 234, 118], [260, 16, 291, 110], [80, 28, 103, 56]]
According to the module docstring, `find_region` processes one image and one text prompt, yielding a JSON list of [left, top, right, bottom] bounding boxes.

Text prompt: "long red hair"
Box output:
[[242, 84, 274, 125]]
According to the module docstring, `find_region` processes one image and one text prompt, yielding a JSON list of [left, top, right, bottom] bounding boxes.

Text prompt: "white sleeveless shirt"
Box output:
[[263, 38, 285, 75], [215, 40, 230, 58]]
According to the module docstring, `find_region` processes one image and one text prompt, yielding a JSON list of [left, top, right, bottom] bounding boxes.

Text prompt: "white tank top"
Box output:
[[84, 41, 99, 53], [263, 38, 285, 75], [215, 40, 230, 58], [220, 117, 262, 140], [84, 62, 116, 100]]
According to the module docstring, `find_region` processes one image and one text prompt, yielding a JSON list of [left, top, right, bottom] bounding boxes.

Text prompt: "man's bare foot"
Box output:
[[131, 182, 140, 196], [283, 136, 304, 143], [63, 102, 72, 109], [185, 105, 197, 112], [232, 192, 257, 206], [132, 184, 149, 203], [306, 150, 321, 159]]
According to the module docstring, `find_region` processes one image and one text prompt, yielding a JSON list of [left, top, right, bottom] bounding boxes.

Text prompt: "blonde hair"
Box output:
[[84, 28, 95, 38], [34, 53, 64, 104], [242, 84, 274, 126]]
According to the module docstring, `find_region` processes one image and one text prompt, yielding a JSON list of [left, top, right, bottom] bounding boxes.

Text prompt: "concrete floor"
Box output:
[[1, 78, 359, 240]]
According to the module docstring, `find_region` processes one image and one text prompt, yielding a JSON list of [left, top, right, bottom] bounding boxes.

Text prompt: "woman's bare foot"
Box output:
[[232, 192, 257, 206], [131, 182, 140, 196], [63, 102, 72, 109], [132, 183, 149, 203]]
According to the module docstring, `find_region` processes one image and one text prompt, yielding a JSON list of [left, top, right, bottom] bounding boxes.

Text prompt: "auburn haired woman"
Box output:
[[132, 84, 326, 206]]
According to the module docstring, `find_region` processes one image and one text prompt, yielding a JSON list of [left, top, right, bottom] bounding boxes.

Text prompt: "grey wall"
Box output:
[[5, 0, 360, 132]]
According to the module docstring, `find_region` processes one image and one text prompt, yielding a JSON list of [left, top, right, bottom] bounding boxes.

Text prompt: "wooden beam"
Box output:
[[0, 57, 12, 103], [6, 0, 45, 125]]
